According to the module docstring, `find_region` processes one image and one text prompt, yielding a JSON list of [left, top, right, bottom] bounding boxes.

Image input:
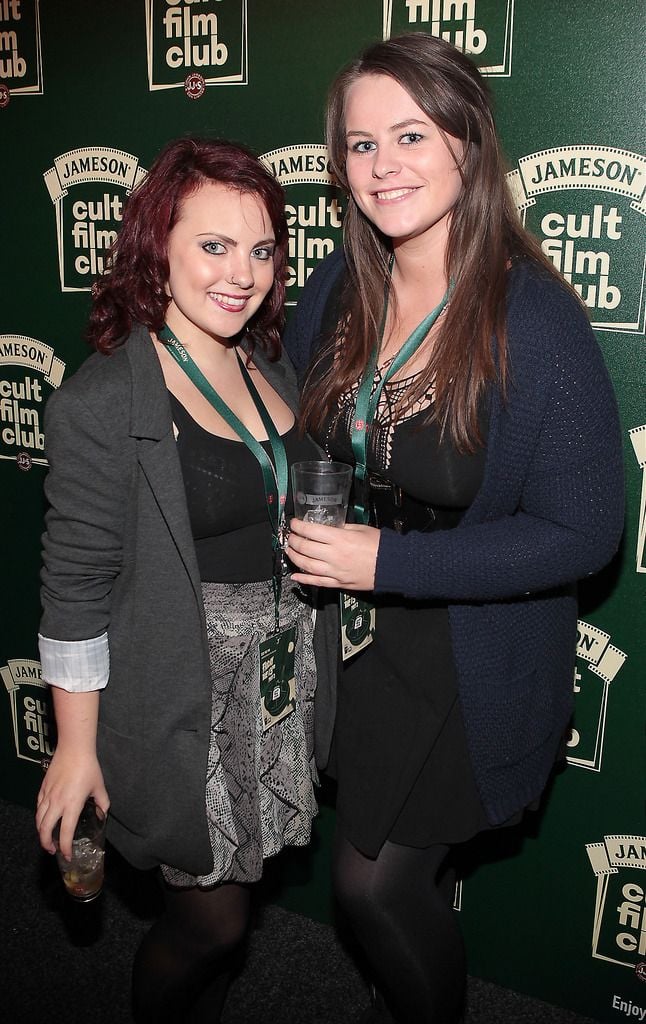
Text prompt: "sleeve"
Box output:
[[38, 633, 109, 691], [374, 281, 625, 602], [39, 382, 131, 646]]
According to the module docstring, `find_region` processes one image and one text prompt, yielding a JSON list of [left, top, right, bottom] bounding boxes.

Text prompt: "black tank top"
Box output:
[[169, 392, 318, 583]]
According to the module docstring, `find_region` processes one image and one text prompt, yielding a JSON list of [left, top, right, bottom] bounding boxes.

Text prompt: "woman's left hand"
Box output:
[[286, 518, 380, 590]]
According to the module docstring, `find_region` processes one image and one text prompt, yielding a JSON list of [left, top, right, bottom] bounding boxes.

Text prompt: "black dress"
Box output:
[[317, 363, 494, 858]]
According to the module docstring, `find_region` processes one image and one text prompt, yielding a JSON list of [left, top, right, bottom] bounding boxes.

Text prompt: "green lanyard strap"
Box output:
[[159, 325, 289, 630], [350, 280, 450, 525]]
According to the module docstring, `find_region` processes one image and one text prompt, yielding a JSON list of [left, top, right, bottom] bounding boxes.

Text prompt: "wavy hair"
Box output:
[[301, 34, 563, 450], [87, 136, 288, 358]]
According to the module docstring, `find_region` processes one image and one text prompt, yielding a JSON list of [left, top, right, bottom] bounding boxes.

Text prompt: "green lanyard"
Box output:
[[159, 325, 289, 631], [350, 280, 450, 525]]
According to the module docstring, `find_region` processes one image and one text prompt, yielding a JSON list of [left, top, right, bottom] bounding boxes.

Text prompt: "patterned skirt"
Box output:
[[161, 578, 318, 888]]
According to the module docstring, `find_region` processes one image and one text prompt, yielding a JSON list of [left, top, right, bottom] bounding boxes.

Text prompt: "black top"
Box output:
[[321, 360, 486, 510], [169, 392, 317, 583]]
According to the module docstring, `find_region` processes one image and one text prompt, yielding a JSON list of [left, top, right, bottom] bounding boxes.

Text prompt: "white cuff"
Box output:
[[38, 632, 110, 692]]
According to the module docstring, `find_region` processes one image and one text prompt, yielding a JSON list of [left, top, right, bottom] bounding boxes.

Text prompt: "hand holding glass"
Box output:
[[291, 461, 353, 527], [53, 798, 107, 902]]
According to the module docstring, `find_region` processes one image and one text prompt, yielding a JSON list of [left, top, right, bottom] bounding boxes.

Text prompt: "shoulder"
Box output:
[[299, 247, 347, 311], [250, 338, 299, 408], [506, 259, 592, 344], [291, 247, 348, 336], [45, 328, 145, 430], [502, 261, 618, 428], [504, 258, 601, 373], [283, 248, 348, 376]]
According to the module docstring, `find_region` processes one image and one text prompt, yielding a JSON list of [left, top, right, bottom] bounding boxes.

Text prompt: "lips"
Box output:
[[373, 187, 418, 201], [209, 292, 250, 312]]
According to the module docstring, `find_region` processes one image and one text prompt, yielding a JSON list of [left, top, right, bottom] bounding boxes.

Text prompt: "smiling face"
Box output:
[[344, 73, 464, 255], [164, 181, 276, 347]]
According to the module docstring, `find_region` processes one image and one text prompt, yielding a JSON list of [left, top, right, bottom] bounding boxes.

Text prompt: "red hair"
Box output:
[[87, 137, 288, 357]]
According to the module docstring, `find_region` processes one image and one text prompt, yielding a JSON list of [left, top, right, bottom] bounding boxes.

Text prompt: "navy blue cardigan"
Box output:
[[284, 251, 624, 826]]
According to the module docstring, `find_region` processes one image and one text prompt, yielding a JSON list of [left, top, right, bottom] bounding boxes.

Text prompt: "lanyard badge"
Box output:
[[341, 274, 451, 662], [259, 626, 297, 731]]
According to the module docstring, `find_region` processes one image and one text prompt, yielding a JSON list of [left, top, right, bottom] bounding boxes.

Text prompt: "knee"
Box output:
[[187, 907, 248, 960], [165, 885, 251, 961], [332, 854, 381, 929]]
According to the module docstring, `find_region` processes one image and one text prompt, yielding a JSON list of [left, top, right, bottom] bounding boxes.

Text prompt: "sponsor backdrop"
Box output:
[[0, 2, 643, 1020]]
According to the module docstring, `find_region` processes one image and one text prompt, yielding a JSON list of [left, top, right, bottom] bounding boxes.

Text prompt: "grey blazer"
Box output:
[[40, 325, 334, 873]]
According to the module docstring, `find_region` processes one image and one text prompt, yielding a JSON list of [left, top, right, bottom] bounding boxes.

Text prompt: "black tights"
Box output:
[[132, 878, 251, 1024], [333, 830, 465, 1024]]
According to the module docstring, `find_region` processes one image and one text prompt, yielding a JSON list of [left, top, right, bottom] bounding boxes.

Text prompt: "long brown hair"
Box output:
[[301, 34, 562, 450]]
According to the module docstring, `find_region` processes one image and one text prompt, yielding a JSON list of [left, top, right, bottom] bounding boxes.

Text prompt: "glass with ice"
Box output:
[[292, 461, 353, 527], [53, 798, 107, 902]]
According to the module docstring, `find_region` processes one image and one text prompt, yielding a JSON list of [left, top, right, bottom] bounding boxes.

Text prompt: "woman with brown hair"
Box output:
[[285, 34, 623, 1024]]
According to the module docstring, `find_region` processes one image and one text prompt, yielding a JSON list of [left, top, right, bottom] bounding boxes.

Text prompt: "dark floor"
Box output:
[[1, 798, 601, 1024]]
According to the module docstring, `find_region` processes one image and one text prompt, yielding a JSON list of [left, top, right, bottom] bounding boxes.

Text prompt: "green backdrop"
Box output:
[[1, 3, 644, 1021]]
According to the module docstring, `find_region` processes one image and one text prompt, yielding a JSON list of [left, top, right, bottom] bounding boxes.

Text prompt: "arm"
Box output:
[[374, 287, 624, 600], [288, 276, 624, 600], [39, 380, 129, 641], [35, 371, 130, 854]]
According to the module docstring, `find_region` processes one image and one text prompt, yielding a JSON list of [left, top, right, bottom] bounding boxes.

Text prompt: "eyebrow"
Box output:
[[346, 118, 429, 138], [196, 233, 275, 246]]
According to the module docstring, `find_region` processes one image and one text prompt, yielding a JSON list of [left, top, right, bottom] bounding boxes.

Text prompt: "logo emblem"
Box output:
[[382, 0, 515, 76], [586, 836, 646, 968], [567, 619, 626, 772], [508, 146, 646, 333], [1, 659, 55, 764], [0, 0, 43, 96], [346, 609, 371, 646], [184, 71, 205, 99], [0, 335, 65, 467], [145, 0, 248, 92], [260, 145, 345, 306], [44, 147, 147, 292]]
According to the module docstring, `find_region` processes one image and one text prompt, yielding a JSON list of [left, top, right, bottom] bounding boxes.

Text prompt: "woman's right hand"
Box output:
[[34, 687, 109, 859], [36, 746, 109, 859]]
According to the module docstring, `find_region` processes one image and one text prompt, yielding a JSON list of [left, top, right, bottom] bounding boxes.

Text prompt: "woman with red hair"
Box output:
[[35, 137, 322, 1022]]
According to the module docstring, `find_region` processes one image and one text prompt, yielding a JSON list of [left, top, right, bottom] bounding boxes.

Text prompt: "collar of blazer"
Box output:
[[124, 324, 299, 442]]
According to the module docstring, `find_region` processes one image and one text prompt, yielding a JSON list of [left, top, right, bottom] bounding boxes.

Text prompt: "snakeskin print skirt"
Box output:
[[161, 578, 318, 888]]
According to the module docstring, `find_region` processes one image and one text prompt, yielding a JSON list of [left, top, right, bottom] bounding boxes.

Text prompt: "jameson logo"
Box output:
[[567, 619, 626, 771], [382, 0, 515, 76], [508, 146, 646, 333], [0, 0, 43, 95], [44, 147, 147, 292], [629, 425, 646, 574], [260, 145, 344, 305], [1, 659, 55, 763], [0, 335, 64, 467], [145, 0, 248, 90], [587, 836, 646, 969]]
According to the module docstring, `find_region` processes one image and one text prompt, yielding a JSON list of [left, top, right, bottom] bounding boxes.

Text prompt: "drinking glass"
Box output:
[[53, 798, 107, 902], [292, 461, 353, 527]]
